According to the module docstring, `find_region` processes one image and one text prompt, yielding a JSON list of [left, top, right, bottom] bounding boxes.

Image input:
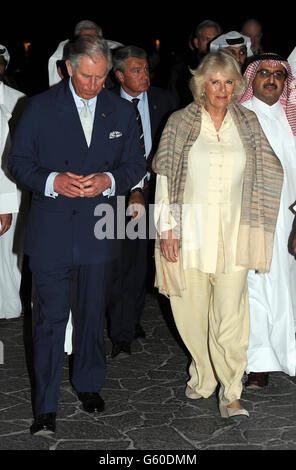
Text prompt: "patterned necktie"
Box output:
[[132, 98, 146, 159], [80, 99, 93, 146]]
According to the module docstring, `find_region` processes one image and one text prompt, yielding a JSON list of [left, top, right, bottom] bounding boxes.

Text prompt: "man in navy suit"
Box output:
[[108, 46, 177, 358], [8, 36, 146, 435]]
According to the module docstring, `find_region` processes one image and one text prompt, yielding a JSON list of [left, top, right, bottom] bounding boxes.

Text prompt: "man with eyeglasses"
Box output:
[[238, 53, 296, 389]]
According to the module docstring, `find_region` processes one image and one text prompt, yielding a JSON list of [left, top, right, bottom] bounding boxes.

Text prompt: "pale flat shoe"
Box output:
[[219, 404, 249, 419], [185, 385, 202, 400]]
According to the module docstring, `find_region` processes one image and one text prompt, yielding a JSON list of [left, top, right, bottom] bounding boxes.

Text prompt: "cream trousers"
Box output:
[[170, 242, 249, 406]]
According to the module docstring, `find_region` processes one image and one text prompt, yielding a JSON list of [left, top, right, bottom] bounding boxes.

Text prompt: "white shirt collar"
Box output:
[[120, 87, 147, 103], [69, 78, 97, 111]]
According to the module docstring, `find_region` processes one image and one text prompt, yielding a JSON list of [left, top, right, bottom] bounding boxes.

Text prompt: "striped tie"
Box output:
[[132, 98, 146, 159]]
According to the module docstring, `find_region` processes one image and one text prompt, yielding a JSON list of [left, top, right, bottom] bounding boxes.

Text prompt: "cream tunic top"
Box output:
[[155, 107, 246, 274]]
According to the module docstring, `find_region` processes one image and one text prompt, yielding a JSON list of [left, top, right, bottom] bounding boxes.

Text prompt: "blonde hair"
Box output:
[[189, 50, 247, 103]]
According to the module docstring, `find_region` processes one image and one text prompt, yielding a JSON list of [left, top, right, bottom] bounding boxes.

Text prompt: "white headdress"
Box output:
[[0, 45, 10, 67], [210, 31, 253, 57]]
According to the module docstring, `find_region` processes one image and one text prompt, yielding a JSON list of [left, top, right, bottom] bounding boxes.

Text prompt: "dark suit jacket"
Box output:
[[8, 80, 146, 267], [113, 86, 177, 171]]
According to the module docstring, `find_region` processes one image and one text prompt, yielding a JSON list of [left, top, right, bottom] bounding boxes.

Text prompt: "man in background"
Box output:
[[210, 31, 253, 69], [108, 45, 176, 358], [169, 20, 221, 107], [241, 18, 264, 55]]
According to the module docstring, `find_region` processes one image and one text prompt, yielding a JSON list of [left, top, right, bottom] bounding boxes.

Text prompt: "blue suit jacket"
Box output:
[[8, 80, 146, 267]]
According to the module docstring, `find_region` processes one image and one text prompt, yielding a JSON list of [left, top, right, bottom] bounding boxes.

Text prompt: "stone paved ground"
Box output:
[[1, 292, 296, 456]]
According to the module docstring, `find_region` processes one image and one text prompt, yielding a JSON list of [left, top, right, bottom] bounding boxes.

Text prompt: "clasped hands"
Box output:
[[53, 172, 111, 198]]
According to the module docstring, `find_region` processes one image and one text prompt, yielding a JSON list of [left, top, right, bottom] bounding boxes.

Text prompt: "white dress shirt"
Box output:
[[120, 88, 151, 188]]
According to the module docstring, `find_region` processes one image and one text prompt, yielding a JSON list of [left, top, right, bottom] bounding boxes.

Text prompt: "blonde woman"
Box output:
[[152, 51, 283, 420]]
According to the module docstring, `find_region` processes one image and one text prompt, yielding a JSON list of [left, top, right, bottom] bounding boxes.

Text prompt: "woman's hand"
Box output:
[[160, 229, 178, 262]]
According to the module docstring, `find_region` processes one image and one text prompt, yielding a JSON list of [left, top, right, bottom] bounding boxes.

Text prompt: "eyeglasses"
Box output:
[[256, 69, 287, 80]]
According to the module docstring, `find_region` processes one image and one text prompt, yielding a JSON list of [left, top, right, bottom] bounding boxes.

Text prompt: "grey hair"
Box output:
[[195, 20, 222, 39], [241, 18, 262, 34], [74, 20, 103, 37], [112, 45, 147, 74], [189, 50, 247, 103], [67, 35, 112, 73]]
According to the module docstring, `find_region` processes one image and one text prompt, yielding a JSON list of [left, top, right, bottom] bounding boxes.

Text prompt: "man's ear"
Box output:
[[115, 70, 124, 84], [193, 38, 199, 49], [65, 60, 73, 78]]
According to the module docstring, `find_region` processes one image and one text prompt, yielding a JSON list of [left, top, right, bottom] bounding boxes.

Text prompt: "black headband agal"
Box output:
[[225, 37, 245, 46]]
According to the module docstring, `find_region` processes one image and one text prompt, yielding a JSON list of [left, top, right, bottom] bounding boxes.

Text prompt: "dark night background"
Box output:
[[1, 6, 295, 97]]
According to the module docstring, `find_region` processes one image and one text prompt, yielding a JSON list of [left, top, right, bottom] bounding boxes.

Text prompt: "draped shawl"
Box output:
[[152, 102, 283, 296]]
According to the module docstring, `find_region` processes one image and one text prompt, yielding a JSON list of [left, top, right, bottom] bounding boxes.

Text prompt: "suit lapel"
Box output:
[[92, 88, 114, 142], [55, 81, 115, 152], [55, 84, 119, 173], [55, 81, 88, 150]]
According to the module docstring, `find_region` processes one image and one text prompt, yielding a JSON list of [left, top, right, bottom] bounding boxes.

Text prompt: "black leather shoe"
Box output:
[[111, 342, 123, 358], [121, 341, 131, 354], [246, 372, 268, 389], [30, 413, 56, 436], [77, 392, 105, 413], [135, 324, 146, 339], [111, 341, 131, 358]]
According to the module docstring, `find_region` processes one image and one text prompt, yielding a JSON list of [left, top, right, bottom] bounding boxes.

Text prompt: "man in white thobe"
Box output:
[[210, 31, 253, 69], [0, 45, 27, 133], [48, 20, 122, 87], [0, 104, 20, 318], [0, 45, 27, 319], [239, 53, 296, 387]]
